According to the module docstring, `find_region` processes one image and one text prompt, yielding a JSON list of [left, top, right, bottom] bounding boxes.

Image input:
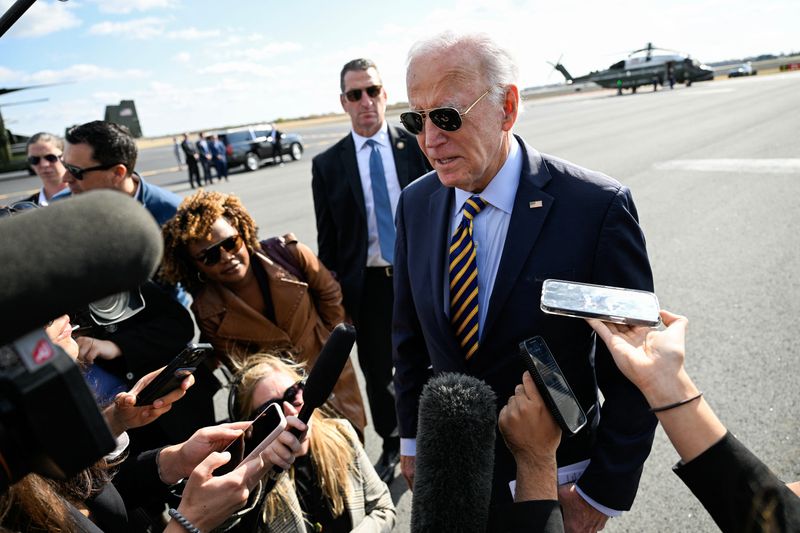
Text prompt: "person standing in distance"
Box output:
[[24, 132, 71, 205], [392, 32, 656, 532], [311, 58, 430, 483]]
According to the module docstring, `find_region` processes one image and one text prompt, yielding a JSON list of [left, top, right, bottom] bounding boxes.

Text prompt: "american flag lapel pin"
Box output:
[[529, 200, 543, 209]]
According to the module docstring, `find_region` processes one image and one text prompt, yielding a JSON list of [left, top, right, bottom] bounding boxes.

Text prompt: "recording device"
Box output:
[[268, 323, 356, 478], [213, 403, 286, 477], [0, 192, 162, 492], [136, 343, 212, 406], [0, 330, 116, 492], [411, 373, 497, 533], [540, 279, 661, 327], [0, 191, 164, 345], [519, 336, 587, 436]]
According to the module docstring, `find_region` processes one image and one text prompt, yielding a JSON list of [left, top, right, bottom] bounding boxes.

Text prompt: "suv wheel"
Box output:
[[290, 143, 303, 161], [245, 152, 260, 171]]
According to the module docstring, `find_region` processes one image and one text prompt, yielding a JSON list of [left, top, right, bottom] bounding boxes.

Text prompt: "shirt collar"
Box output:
[[351, 122, 389, 152], [132, 173, 143, 202], [454, 135, 521, 215]]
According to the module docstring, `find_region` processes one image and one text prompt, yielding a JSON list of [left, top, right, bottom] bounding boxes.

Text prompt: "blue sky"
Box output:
[[1, 0, 798, 136]]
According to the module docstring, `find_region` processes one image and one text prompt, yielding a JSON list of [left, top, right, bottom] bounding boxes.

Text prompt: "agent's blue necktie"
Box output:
[[366, 139, 395, 263]]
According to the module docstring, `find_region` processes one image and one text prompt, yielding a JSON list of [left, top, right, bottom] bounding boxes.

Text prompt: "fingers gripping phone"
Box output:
[[518, 336, 587, 436], [135, 343, 212, 406], [213, 402, 287, 476], [540, 279, 661, 327]]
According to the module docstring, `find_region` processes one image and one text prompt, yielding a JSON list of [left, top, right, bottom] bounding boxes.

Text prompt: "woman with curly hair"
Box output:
[[161, 190, 366, 436], [232, 354, 395, 533]]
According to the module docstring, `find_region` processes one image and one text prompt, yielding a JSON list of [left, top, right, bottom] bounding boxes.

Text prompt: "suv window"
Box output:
[[227, 131, 252, 143]]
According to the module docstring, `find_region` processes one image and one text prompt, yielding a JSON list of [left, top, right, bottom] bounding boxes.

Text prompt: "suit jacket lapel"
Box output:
[[388, 125, 412, 188], [339, 135, 367, 221], [482, 137, 554, 342]]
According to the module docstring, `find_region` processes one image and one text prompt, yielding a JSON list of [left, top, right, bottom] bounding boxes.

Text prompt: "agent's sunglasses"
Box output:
[[62, 161, 122, 181], [343, 85, 382, 102], [251, 380, 305, 418], [400, 88, 492, 135], [196, 234, 244, 266], [0, 200, 38, 219], [27, 154, 60, 166]]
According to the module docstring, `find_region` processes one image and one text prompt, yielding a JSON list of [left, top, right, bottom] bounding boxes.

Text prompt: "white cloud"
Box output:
[[166, 27, 221, 40], [90, 0, 178, 14], [0, 0, 81, 38], [228, 42, 303, 61], [173, 52, 192, 63], [23, 64, 150, 84], [89, 17, 165, 39], [198, 62, 276, 78]]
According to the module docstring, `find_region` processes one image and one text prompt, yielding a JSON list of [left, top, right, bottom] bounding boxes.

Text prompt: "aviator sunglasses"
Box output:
[[400, 88, 492, 135], [343, 85, 382, 102], [196, 234, 244, 266], [62, 161, 122, 181], [27, 154, 60, 166], [251, 380, 305, 418]]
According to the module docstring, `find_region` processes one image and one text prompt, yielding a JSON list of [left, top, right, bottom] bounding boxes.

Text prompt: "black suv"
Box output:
[[217, 124, 304, 171]]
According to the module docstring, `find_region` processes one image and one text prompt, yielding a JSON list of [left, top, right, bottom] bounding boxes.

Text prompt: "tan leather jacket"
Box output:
[[192, 240, 367, 435]]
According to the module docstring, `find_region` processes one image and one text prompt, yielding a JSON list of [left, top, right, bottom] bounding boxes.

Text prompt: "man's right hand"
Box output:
[[400, 455, 415, 491]]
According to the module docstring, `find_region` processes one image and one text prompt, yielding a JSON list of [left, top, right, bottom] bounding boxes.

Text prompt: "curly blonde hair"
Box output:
[[160, 190, 261, 292], [235, 354, 356, 521]]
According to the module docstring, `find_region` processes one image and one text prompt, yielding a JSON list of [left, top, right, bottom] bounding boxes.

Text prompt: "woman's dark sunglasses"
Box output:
[[400, 88, 492, 135], [27, 154, 60, 166], [196, 234, 244, 266], [251, 380, 305, 419], [344, 85, 382, 102], [62, 161, 122, 181]]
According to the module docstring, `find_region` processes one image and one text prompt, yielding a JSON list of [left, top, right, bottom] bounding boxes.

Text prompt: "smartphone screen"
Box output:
[[214, 403, 286, 476], [540, 279, 660, 327], [519, 336, 587, 435]]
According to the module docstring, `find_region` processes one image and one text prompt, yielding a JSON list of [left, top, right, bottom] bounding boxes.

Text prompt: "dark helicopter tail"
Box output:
[[547, 58, 574, 83]]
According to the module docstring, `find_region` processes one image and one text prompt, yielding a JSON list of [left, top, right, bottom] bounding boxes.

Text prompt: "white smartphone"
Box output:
[[540, 279, 661, 327], [214, 402, 287, 476]]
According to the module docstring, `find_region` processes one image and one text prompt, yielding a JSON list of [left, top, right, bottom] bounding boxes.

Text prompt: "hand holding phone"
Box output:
[[213, 402, 287, 477], [136, 343, 212, 406]]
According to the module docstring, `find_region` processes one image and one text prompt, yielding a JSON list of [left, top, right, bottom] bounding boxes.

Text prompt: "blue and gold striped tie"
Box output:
[[449, 195, 487, 360]]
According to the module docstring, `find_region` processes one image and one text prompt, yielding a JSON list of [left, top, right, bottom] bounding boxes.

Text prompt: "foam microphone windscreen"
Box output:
[[0, 191, 164, 345], [411, 373, 497, 533], [297, 322, 356, 423]]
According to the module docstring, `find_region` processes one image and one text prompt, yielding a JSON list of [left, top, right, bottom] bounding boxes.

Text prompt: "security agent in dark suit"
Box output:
[[392, 32, 656, 532], [311, 58, 430, 483]]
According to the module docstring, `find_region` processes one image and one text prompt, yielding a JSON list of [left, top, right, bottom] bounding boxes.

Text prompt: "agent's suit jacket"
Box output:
[[393, 135, 657, 511], [311, 124, 429, 316]]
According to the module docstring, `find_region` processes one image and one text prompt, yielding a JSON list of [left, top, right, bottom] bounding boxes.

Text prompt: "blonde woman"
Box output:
[[233, 354, 395, 533]]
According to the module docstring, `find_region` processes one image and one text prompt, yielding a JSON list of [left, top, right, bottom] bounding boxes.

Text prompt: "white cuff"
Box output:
[[574, 485, 623, 517], [400, 438, 416, 456]]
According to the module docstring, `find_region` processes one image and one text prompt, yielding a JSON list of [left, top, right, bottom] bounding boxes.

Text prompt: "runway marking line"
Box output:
[[654, 159, 800, 174]]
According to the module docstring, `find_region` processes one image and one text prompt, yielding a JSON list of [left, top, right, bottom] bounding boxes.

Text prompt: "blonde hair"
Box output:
[[235, 354, 356, 520]]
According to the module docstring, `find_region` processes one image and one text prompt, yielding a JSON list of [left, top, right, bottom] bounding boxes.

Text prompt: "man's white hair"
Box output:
[[407, 31, 519, 105]]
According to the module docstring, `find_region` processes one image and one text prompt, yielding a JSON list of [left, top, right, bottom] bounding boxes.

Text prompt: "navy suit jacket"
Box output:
[[311, 124, 429, 316], [392, 135, 657, 510]]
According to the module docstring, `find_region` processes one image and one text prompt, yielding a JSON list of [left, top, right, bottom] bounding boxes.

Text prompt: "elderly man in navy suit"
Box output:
[[312, 58, 430, 483], [392, 32, 657, 532]]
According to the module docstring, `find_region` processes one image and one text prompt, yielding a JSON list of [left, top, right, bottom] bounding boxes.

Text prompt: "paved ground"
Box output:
[[3, 72, 799, 531]]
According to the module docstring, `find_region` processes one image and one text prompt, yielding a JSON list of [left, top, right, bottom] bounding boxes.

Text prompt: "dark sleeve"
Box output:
[[112, 447, 170, 510], [391, 191, 431, 439], [674, 432, 800, 533], [576, 186, 659, 511], [108, 281, 195, 383], [492, 501, 564, 533], [311, 156, 339, 274]]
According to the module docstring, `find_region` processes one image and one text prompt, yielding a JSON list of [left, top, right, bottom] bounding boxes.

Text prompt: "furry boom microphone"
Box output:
[[411, 373, 498, 533]]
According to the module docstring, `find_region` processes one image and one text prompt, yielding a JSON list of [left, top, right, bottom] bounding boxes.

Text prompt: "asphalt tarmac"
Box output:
[[3, 72, 799, 531]]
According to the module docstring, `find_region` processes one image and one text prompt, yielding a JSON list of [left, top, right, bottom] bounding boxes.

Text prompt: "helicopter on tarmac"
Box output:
[[0, 84, 54, 174], [550, 43, 715, 95]]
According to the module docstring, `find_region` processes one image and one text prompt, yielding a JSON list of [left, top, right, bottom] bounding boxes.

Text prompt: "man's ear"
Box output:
[[501, 85, 519, 132], [111, 164, 129, 186], [340, 93, 348, 111]]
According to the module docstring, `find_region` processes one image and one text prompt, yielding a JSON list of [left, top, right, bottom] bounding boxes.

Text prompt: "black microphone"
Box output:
[[0, 191, 163, 345], [268, 323, 356, 476], [411, 373, 497, 533]]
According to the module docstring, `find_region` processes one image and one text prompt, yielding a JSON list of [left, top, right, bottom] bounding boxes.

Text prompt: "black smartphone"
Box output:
[[518, 336, 587, 436], [136, 343, 212, 406], [213, 402, 286, 476]]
